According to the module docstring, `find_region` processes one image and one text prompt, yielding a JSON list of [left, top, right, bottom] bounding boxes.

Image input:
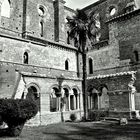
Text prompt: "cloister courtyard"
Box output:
[[0, 121, 140, 140]]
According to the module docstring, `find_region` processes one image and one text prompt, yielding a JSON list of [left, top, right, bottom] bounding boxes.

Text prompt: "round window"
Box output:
[[38, 5, 46, 16], [110, 7, 116, 16]]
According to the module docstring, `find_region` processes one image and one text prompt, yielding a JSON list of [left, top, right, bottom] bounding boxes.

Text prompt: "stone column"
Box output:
[[97, 95, 100, 110], [128, 72, 136, 117], [77, 94, 80, 110]]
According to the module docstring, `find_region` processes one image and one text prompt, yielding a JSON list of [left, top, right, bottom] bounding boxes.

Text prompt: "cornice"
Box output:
[[0, 33, 77, 53], [106, 9, 140, 23], [25, 35, 77, 52], [20, 72, 82, 81]]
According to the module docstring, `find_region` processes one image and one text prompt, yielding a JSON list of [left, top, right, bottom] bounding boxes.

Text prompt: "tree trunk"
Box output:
[[82, 51, 88, 120], [8, 123, 25, 136], [76, 51, 80, 77]]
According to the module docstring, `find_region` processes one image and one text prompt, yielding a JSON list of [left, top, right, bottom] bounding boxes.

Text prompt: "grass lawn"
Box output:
[[0, 121, 140, 140]]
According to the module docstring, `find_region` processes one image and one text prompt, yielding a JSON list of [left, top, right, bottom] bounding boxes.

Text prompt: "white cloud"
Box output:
[[65, 0, 99, 9]]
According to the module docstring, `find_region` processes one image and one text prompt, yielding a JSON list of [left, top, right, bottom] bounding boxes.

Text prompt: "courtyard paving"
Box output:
[[0, 121, 140, 140]]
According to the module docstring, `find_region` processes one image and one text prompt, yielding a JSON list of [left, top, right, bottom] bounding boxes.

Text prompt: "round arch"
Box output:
[[26, 83, 40, 93], [62, 85, 71, 91], [49, 84, 59, 92], [26, 83, 41, 111], [71, 86, 81, 94]]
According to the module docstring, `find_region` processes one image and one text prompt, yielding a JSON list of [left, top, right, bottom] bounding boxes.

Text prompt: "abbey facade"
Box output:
[[85, 0, 140, 118], [0, 0, 140, 125], [0, 0, 83, 125]]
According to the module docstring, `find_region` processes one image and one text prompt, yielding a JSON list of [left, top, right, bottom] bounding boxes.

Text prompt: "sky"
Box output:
[[65, 0, 99, 10]]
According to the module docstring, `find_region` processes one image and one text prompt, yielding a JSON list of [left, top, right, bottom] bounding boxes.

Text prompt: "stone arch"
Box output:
[[98, 84, 108, 95], [71, 86, 81, 110], [62, 85, 71, 92], [99, 84, 109, 110], [87, 86, 99, 110], [71, 86, 81, 94], [26, 82, 40, 96], [49, 84, 59, 93]]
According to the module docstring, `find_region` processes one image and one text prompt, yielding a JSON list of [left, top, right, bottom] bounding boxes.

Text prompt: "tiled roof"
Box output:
[[87, 71, 137, 79]]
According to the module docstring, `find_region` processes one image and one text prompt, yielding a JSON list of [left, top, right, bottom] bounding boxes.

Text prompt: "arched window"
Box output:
[[65, 60, 69, 70], [1, 0, 11, 18], [23, 52, 29, 64], [89, 58, 93, 74], [67, 31, 70, 44], [134, 51, 139, 62], [39, 21, 43, 37], [73, 89, 79, 110], [38, 7, 45, 17], [110, 7, 116, 16], [38, 5, 46, 17]]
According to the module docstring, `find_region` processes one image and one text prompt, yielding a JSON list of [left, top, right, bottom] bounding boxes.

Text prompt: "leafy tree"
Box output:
[[67, 9, 99, 119], [0, 99, 38, 136]]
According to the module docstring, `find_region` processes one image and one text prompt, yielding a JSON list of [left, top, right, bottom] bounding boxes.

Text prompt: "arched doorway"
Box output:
[[26, 85, 40, 112]]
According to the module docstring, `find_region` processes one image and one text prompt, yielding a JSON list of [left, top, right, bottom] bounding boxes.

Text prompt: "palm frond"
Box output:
[[67, 8, 100, 50]]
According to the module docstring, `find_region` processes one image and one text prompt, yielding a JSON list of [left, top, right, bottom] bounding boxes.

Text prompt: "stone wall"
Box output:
[[87, 74, 132, 113], [0, 35, 80, 98], [25, 0, 55, 40], [0, 36, 77, 71]]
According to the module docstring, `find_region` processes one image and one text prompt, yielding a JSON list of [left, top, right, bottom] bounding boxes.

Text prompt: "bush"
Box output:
[[0, 99, 38, 136], [70, 113, 77, 122], [88, 110, 109, 121]]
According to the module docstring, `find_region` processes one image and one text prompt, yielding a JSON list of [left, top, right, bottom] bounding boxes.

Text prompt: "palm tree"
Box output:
[[67, 9, 99, 119]]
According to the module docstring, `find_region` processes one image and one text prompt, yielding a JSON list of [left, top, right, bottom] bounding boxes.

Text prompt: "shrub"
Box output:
[[0, 99, 38, 136], [88, 110, 109, 121], [70, 113, 77, 122]]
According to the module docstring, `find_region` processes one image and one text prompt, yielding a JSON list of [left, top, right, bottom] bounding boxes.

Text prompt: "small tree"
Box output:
[[0, 99, 38, 136]]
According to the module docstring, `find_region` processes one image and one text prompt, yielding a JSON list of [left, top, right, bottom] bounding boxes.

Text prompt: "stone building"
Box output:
[[0, 0, 83, 125], [84, 0, 140, 118], [0, 0, 140, 126]]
